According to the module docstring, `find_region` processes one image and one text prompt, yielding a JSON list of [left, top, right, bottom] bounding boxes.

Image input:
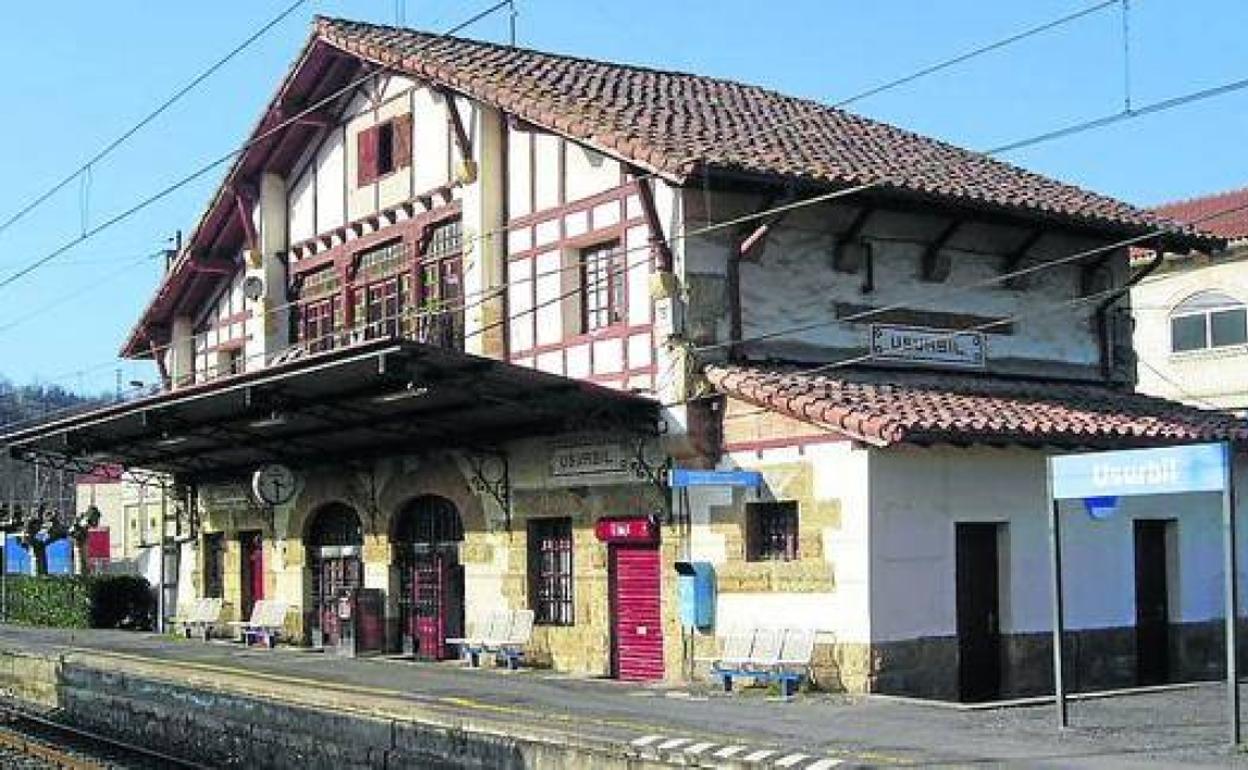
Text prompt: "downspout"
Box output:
[[1096, 244, 1163, 383]]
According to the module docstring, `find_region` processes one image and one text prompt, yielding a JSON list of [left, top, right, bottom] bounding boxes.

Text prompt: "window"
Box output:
[[301, 299, 338, 352], [1170, 291, 1247, 352], [528, 517, 574, 625], [203, 533, 225, 599], [357, 114, 412, 186], [580, 241, 625, 332], [746, 501, 799, 562]]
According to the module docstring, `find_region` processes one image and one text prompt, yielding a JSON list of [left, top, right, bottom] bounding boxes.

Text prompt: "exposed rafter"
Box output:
[[920, 220, 960, 282], [633, 174, 674, 272], [1002, 230, 1043, 290]]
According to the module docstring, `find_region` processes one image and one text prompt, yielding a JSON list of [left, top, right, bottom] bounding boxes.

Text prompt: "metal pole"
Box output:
[[1047, 464, 1068, 728], [157, 483, 167, 634], [1222, 442, 1239, 745]]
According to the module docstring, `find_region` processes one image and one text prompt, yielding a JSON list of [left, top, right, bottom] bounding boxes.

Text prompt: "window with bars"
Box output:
[[203, 533, 225, 599], [528, 517, 574, 626], [580, 241, 625, 332], [746, 501, 799, 562]]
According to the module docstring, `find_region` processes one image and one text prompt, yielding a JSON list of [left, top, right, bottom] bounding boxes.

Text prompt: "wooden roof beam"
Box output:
[[1002, 230, 1043, 290], [920, 220, 960, 282]]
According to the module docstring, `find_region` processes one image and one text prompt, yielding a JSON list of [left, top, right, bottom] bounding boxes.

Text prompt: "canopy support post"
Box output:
[[1223, 443, 1240, 746]]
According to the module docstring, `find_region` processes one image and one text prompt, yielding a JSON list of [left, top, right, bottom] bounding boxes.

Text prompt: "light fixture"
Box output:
[[153, 434, 187, 448], [249, 411, 289, 429], [373, 382, 430, 404]]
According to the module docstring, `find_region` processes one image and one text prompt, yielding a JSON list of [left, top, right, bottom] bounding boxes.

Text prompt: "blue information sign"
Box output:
[[668, 469, 763, 488], [1050, 442, 1228, 500]]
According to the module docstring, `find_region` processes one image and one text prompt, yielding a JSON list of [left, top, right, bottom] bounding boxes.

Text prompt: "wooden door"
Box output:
[[239, 531, 264, 621], [1134, 520, 1171, 685], [314, 555, 362, 647], [411, 552, 463, 660], [956, 523, 1002, 702], [609, 543, 664, 681]]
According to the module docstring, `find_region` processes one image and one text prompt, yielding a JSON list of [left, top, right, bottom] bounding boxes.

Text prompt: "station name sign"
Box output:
[[870, 324, 985, 368], [1050, 443, 1228, 500], [550, 442, 631, 479]]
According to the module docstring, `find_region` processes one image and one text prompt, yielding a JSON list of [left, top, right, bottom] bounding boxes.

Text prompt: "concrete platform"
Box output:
[[0, 625, 1244, 768]]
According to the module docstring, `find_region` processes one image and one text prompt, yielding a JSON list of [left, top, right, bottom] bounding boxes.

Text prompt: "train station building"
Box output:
[[4, 17, 1247, 700]]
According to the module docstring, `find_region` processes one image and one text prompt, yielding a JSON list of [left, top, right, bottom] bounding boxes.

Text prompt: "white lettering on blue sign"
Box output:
[[668, 469, 763, 488], [1050, 443, 1228, 500]]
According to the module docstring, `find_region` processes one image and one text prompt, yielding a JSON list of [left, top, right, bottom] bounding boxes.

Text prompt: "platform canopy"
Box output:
[[0, 340, 659, 483]]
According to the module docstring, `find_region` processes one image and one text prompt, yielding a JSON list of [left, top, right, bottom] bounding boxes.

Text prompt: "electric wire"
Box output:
[[0, 0, 312, 242], [0, 0, 512, 294], [1, 6, 1244, 411]]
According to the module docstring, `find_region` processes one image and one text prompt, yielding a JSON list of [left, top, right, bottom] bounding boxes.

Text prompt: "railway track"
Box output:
[[0, 704, 206, 769]]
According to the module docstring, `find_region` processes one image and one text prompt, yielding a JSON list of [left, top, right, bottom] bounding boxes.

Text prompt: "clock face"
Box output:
[[252, 464, 296, 506]]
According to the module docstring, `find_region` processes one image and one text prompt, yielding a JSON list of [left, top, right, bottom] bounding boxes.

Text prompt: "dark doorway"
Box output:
[[394, 495, 464, 660], [956, 522, 1003, 702], [1134, 519, 1173, 685], [306, 503, 364, 649], [239, 531, 264, 621]]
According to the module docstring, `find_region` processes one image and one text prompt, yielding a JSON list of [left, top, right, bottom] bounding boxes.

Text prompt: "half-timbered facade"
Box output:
[[8, 17, 1248, 698]]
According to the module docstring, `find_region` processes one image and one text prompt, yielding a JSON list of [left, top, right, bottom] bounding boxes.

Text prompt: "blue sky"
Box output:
[[0, 0, 1245, 394]]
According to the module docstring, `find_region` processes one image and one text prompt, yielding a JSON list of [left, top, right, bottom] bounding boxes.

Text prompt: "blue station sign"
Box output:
[[1050, 442, 1228, 500], [668, 469, 764, 488]]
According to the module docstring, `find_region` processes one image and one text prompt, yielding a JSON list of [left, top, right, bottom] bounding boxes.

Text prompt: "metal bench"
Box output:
[[712, 627, 816, 699], [172, 597, 223, 641], [481, 609, 535, 670], [227, 600, 289, 648], [450, 609, 534, 669]]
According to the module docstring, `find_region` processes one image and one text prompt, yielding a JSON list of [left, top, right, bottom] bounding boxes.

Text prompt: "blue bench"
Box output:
[[711, 627, 816, 700]]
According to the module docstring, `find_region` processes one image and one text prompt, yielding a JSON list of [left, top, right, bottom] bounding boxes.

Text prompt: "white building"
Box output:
[[1133, 187, 1248, 413], [2, 17, 1244, 702]]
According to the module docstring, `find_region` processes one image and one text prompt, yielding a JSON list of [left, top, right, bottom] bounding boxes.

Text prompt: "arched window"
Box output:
[[306, 503, 363, 547], [1170, 291, 1247, 352]]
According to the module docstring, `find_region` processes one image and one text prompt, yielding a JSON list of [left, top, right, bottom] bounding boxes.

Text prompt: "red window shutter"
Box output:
[[393, 113, 413, 169], [357, 126, 379, 186]]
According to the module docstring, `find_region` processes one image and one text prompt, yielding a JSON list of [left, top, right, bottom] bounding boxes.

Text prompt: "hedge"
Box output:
[[2, 574, 155, 630]]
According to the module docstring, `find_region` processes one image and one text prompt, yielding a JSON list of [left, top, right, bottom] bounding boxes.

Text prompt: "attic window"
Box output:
[[357, 114, 412, 186]]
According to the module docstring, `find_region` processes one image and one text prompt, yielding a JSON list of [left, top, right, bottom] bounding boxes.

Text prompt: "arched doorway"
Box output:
[[394, 495, 464, 660], [306, 502, 364, 649]]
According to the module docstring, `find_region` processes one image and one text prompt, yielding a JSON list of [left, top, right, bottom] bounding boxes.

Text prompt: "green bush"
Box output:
[[2, 574, 154, 630]]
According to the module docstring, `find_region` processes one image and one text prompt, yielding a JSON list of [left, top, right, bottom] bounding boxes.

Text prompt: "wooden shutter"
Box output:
[[393, 113, 413, 169], [357, 126, 379, 186]]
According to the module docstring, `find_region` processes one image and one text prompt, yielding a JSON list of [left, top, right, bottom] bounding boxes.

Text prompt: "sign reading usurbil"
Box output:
[[550, 443, 631, 479], [870, 324, 985, 368]]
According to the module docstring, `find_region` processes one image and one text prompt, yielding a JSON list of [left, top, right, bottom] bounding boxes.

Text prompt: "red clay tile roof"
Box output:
[[706, 364, 1248, 448], [1152, 187, 1248, 243], [317, 17, 1203, 243]]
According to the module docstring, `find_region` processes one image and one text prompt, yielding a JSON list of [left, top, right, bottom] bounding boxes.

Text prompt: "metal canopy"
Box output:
[[1, 340, 659, 483]]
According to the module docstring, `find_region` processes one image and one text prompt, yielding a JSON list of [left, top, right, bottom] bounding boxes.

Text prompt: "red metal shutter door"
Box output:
[[611, 544, 664, 681]]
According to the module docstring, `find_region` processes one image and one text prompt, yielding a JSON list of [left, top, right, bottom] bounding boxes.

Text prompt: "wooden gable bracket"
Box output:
[[736, 188, 798, 263], [920, 220, 960, 282], [232, 185, 259, 255], [149, 339, 172, 391], [633, 174, 674, 272], [437, 88, 476, 182], [187, 251, 235, 275], [832, 206, 874, 273], [1001, 230, 1043, 290]]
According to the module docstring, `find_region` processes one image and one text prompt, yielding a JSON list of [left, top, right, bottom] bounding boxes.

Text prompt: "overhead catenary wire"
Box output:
[[0, 0, 512, 295], [0, 0, 1123, 298], [2, 4, 1245, 409], [0, 0, 312, 242]]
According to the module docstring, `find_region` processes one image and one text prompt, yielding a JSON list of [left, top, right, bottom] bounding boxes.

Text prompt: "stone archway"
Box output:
[[305, 502, 364, 649], [393, 495, 465, 659]]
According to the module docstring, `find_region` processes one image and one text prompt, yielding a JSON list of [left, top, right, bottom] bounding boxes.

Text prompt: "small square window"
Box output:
[[1170, 315, 1207, 353], [746, 501, 799, 562]]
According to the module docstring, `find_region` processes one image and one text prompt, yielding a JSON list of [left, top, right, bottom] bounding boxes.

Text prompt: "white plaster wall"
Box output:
[[565, 144, 619, 202], [691, 441, 873, 643], [1132, 248, 1248, 411], [314, 129, 346, 233], [869, 446, 1248, 643], [681, 190, 1117, 376]]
